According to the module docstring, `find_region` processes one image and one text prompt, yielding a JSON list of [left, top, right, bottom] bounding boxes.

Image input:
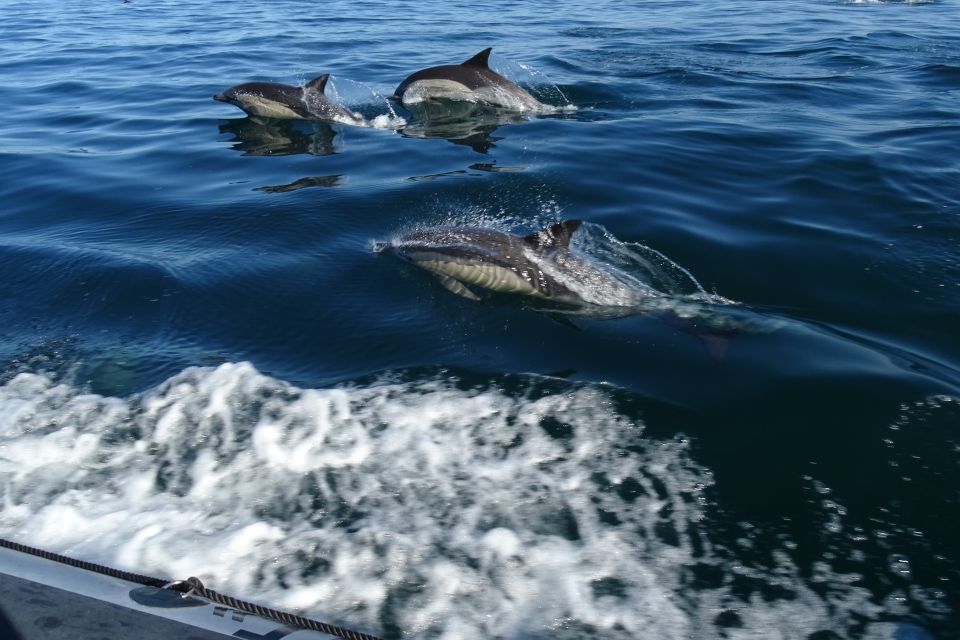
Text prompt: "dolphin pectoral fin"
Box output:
[[433, 274, 481, 300], [462, 48, 493, 68], [305, 74, 330, 94]]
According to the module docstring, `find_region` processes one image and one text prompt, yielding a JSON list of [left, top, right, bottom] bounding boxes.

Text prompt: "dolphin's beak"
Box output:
[[213, 93, 229, 102]]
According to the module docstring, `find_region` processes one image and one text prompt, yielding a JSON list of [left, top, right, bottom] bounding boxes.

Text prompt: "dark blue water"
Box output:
[[1, 1, 959, 638]]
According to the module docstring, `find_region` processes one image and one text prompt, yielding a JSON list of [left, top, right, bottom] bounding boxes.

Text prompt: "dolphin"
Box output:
[[377, 220, 753, 357], [392, 48, 550, 113], [214, 75, 367, 125], [376, 220, 648, 312]]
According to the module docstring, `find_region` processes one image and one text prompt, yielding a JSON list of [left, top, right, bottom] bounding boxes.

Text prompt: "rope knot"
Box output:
[[164, 576, 205, 596]]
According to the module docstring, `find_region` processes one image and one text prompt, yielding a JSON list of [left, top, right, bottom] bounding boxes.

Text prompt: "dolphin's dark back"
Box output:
[[395, 222, 583, 265], [226, 82, 304, 105], [394, 66, 490, 97], [393, 48, 520, 100], [397, 226, 521, 258], [215, 81, 311, 118]]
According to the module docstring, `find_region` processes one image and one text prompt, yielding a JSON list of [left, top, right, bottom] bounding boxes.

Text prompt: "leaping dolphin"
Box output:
[[214, 75, 367, 126], [376, 220, 648, 312], [392, 48, 551, 113], [377, 221, 756, 358]]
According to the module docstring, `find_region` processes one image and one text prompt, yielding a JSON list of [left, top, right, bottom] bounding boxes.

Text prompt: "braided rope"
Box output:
[[178, 577, 384, 640], [0, 537, 168, 588], [0, 537, 384, 640]]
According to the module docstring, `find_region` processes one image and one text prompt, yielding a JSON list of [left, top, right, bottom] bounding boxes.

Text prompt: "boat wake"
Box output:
[[0, 361, 933, 639]]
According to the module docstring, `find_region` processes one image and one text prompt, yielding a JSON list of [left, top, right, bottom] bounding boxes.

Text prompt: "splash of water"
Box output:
[[312, 76, 407, 129], [531, 221, 738, 315], [0, 362, 926, 638]]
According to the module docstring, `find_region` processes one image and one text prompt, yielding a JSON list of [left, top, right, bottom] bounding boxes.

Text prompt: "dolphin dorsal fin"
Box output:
[[305, 74, 330, 94], [462, 48, 493, 68], [524, 219, 583, 249]]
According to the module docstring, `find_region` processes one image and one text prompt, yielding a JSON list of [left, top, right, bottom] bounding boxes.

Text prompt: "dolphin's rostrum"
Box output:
[[214, 75, 366, 126], [377, 220, 648, 312], [393, 48, 551, 113]]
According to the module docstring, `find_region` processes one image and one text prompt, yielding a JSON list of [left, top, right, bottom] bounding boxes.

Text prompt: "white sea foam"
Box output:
[[0, 363, 897, 638]]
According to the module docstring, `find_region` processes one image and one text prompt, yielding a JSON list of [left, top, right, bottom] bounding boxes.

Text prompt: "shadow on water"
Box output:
[[217, 117, 339, 157], [254, 175, 344, 193], [401, 119, 506, 154], [396, 99, 536, 154]]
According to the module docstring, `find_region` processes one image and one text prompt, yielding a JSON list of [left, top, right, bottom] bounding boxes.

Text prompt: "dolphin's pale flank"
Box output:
[[214, 75, 366, 125], [377, 220, 647, 311], [393, 48, 550, 113]]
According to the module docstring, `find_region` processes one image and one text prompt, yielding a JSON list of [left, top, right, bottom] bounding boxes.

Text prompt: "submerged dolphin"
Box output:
[[377, 220, 647, 312], [393, 48, 550, 113], [214, 75, 366, 125]]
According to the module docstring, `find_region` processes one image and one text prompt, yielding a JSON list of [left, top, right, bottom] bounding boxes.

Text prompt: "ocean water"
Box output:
[[1, 0, 959, 638]]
